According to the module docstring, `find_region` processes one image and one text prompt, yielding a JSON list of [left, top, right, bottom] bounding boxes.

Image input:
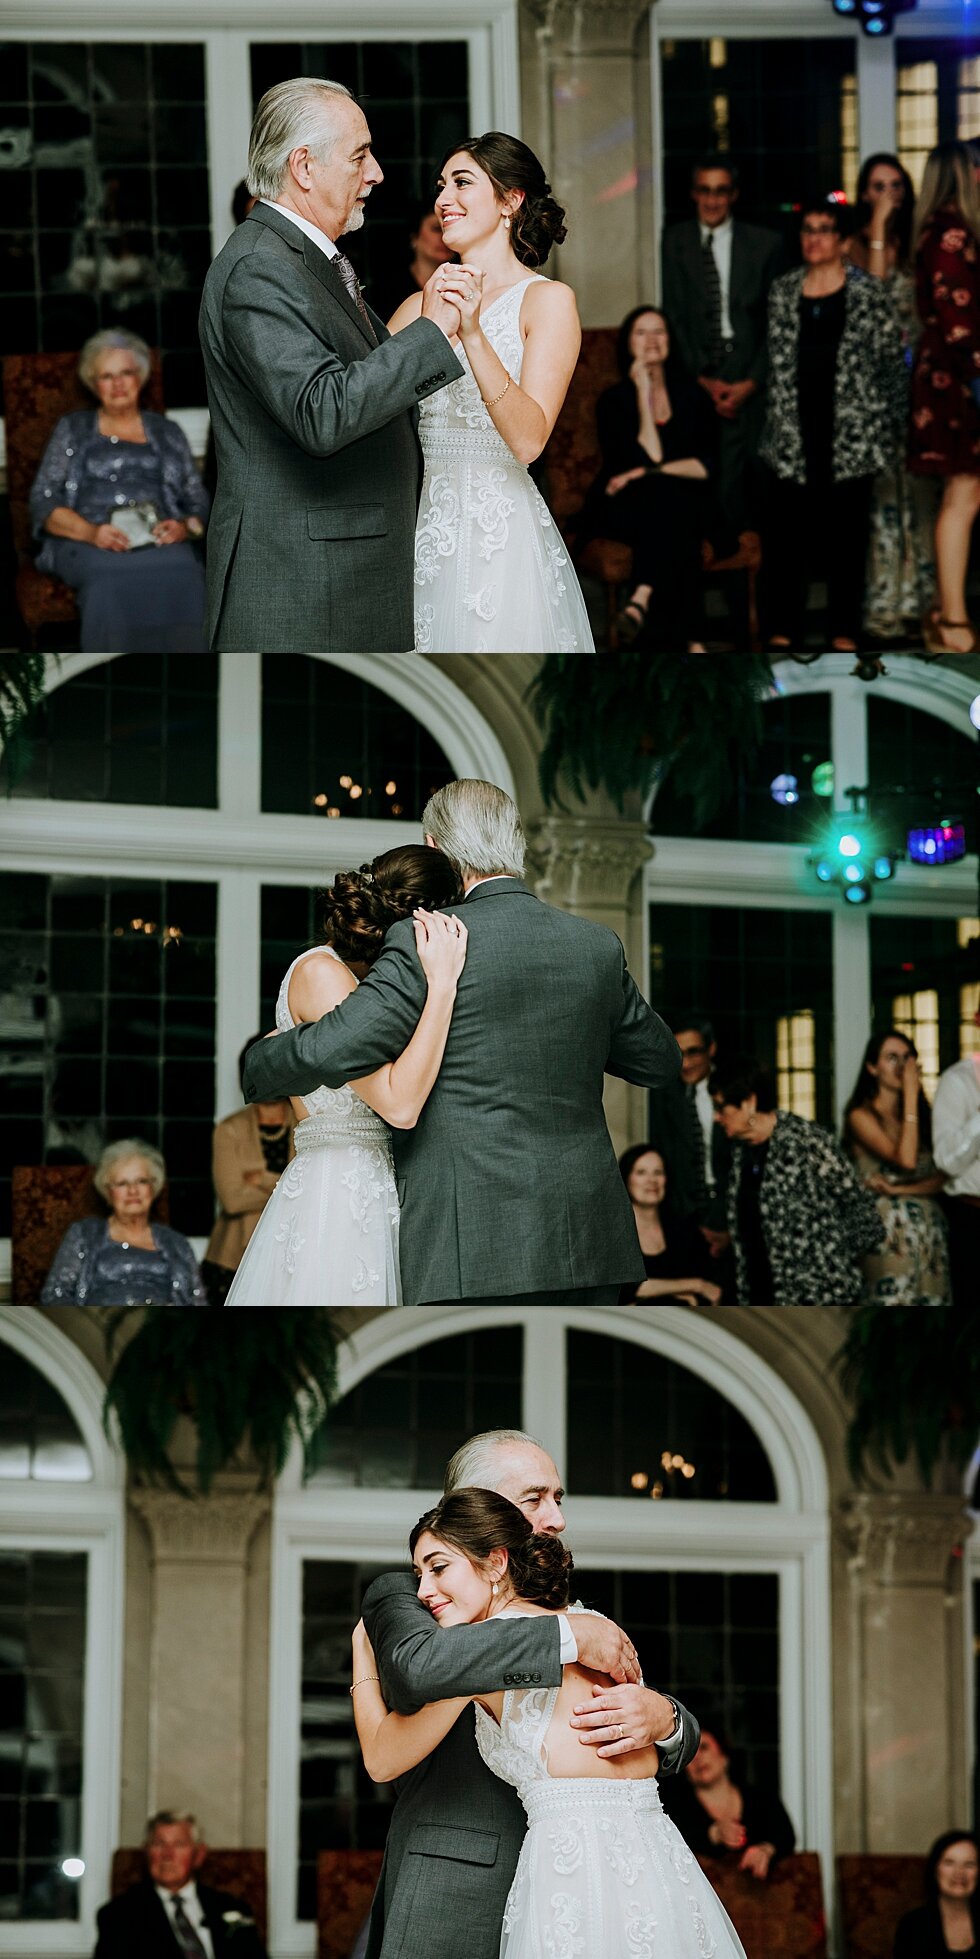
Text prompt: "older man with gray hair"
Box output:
[[93, 1810, 268, 1959], [199, 77, 463, 652], [358, 1426, 699, 1959], [245, 779, 681, 1304]]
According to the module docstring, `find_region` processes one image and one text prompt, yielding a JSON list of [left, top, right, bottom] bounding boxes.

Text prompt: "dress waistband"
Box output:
[[293, 1111, 391, 1149], [420, 431, 523, 467], [522, 1777, 664, 1820]]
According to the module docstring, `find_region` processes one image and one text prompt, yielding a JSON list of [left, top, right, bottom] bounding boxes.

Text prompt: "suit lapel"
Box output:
[[300, 237, 378, 348]]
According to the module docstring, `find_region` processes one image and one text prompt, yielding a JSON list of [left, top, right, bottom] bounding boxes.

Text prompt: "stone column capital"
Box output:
[[521, 0, 652, 48], [835, 1491, 972, 1588], [527, 813, 653, 911], [131, 1490, 269, 1566]]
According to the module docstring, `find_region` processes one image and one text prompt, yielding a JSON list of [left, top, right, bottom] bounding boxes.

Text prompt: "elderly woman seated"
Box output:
[[29, 330, 209, 652], [40, 1138, 207, 1306]]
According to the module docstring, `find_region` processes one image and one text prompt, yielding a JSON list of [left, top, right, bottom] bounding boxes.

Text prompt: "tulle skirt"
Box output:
[[501, 1780, 748, 1959], [224, 1112, 401, 1307]]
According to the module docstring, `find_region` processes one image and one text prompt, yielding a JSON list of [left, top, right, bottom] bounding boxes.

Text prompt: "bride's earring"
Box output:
[[502, 215, 511, 229], [491, 1581, 499, 1596]]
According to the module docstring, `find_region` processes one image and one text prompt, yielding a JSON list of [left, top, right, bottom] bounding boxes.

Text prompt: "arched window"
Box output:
[[269, 1306, 832, 1957], [0, 1309, 123, 1957]]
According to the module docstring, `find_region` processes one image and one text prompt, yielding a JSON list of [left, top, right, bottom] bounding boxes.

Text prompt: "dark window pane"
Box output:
[[10, 655, 218, 809], [0, 1552, 87, 1921], [261, 655, 454, 821], [308, 1327, 523, 1488]]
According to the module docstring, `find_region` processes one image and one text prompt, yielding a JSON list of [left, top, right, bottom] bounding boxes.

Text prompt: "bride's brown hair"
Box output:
[[318, 845, 461, 966], [410, 1488, 573, 1611]]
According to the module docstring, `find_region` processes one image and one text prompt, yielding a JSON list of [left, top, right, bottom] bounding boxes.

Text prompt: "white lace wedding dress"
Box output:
[[414, 275, 595, 654], [474, 1614, 748, 1958], [224, 949, 401, 1307]]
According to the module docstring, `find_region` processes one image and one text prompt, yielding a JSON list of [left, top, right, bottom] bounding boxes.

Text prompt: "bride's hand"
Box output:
[[434, 263, 485, 337], [412, 909, 468, 989]]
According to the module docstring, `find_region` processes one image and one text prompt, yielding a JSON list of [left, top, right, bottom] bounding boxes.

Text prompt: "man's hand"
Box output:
[[569, 1681, 676, 1758], [699, 1226, 731, 1260], [740, 1843, 775, 1880], [719, 378, 756, 415], [571, 1615, 642, 1685], [420, 265, 461, 339], [698, 375, 727, 404]]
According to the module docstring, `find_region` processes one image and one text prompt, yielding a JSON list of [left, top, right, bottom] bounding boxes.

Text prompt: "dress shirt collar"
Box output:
[[260, 199, 339, 259], [700, 215, 733, 247]]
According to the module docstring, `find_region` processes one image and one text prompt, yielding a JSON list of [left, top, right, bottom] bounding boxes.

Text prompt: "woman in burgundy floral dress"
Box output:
[[909, 140, 980, 653]]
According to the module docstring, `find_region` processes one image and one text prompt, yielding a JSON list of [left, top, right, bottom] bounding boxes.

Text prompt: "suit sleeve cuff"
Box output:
[[556, 1615, 578, 1665]]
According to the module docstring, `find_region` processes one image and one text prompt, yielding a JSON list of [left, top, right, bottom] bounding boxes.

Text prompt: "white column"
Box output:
[[216, 872, 262, 1121], [856, 33, 897, 159], [205, 30, 254, 257], [833, 905, 872, 1127], [522, 1313, 567, 1483], [218, 650, 262, 817]]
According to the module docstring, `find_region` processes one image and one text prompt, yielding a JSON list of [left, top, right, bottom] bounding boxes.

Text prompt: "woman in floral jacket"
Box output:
[[759, 197, 906, 654], [711, 1057, 885, 1306], [908, 140, 980, 655]]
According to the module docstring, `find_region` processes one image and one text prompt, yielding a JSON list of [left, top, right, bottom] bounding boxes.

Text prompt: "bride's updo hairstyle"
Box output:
[[318, 844, 461, 966], [441, 133, 568, 268], [410, 1488, 573, 1611]]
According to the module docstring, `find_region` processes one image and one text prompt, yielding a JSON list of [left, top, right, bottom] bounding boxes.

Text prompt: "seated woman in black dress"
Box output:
[[662, 1723, 796, 1881], [894, 1832, 979, 1957], [618, 1145, 722, 1305], [30, 329, 209, 653], [581, 305, 716, 652]]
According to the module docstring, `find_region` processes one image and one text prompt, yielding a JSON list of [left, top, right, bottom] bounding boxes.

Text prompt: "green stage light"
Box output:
[[838, 833, 862, 858], [811, 762, 835, 798]]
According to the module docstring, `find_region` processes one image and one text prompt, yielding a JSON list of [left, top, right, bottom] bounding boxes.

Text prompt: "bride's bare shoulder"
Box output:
[[286, 948, 356, 1024]]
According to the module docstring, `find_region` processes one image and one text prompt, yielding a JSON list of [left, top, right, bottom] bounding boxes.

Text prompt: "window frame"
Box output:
[[0, 1308, 124, 1957], [268, 1303, 834, 1958]]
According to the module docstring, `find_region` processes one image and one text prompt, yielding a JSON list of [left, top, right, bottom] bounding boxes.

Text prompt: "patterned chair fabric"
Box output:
[[542, 327, 760, 649], [2, 348, 164, 642], [110, 1848, 268, 1944], [11, 1162, 170, 1306], [837, 1853, 928, 1959], [317, 1850, 384, 1959]]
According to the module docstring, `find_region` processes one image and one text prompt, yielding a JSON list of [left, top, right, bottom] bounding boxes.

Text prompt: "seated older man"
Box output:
[[93, 1809, 268, 1959]]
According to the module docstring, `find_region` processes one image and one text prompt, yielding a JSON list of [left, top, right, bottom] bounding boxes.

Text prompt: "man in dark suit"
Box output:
[[93, 1811, 267, 1959], [661, 156, 781, 532], [648, 1011, 734, 1292], [199, 77, 463, 652], [361, 1428, 700, 1959], [245, 780, 681, 1305]]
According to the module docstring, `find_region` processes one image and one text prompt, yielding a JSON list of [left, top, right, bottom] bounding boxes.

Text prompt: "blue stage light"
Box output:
[[873, 856, 895, 881], [832, 0, 857, 11], [844, 879, 872, 904], [814, 859, 835, 882], [907, 822, 966, 866], [970, 693, 980, 731], [770, 773, 800, 806], [843, 860, 867, 883]]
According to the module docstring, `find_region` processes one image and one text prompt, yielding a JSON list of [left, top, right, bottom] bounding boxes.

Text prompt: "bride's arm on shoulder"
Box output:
[[351, 911, 468, 1129], [451, 275, 581, 465], [386, 291, 426, 334], [351, 1623, 470, 1782]]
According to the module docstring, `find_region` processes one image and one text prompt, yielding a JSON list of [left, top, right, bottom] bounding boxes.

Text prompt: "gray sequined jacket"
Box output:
[[40, 1216, 207, 1306], [30, 409, 209, 571], [760, 263, 908, 484]]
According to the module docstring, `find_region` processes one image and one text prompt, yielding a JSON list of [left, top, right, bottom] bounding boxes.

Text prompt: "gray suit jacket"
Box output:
[[361, 1572, 700, 1959], [661, 218, 782, 386], [244, 878, 681, 1303], [198, 203, 462, 651]]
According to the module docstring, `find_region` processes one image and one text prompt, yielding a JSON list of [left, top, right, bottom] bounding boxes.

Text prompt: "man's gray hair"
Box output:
[[444, 1429, 545, 1494], [421, 780, 526, 881], [144, 1809, 202, 1844], [246, 77, 355, 200]]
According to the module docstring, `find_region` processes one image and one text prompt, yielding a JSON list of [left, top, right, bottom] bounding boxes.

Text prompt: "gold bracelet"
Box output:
[[482, 376, 511, 409], [350, 1676, 381, 1694]]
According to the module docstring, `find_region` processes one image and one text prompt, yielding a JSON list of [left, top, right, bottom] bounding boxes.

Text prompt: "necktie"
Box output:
[[701, 230, 725, 375], [332, 248, 378, 343], [171, 1896, 209, 1959]]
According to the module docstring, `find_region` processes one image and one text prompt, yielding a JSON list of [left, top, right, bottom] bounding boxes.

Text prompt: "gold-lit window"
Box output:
[[840, 75, 858, 204], [897, 60, 939, 189], [958, 918, 980, 1054], [891, 988, 941, 1096], [958, 57, 980, 140], [776, 1010, 817, 1119]]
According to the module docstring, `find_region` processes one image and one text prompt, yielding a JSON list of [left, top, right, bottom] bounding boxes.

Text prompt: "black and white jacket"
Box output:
[[727, 1111, 886, 1306], [759, 263, 907, 484]]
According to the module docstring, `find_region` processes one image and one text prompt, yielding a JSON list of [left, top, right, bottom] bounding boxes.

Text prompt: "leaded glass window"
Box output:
[[0, 1550, 87, 1923], [308, 1327, 524, 1488]]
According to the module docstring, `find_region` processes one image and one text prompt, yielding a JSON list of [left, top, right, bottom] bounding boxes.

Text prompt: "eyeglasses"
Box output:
[[95, 367, 141, 382], [109, 1177, 153, 1190], [801, 223, 838, 237]]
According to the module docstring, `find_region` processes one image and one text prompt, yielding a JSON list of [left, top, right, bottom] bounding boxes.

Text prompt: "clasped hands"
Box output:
[[421, 262, 486, 340], [699, 375, 756, 420]]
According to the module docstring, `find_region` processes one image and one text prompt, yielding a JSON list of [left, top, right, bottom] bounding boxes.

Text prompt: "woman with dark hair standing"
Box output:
[[618, 1144, 722, 1303], [579, 305, 716, 651], [662, 1723, 796, 1881], [894, 1832, 980, 1956], [760, 196, 907, 653], [910, 141, 980, 654], [711, 1057, 885, 1305], [225, 846, 466, 1306], [389, 132, 594, 652], [846, 154, 938, 641], [843, 1029, 950, 1307]]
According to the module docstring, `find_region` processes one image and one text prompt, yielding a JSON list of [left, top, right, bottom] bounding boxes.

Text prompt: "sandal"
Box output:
[[921, 612, 979, 654], [615, 597, 649, 645]]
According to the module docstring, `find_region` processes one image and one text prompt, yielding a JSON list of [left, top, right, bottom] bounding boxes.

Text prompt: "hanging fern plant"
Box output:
[[102, 1307, 340, 1495], [0, 652, 49, 791], [529, 652, 772, 822], [838, 1306, 980, 1487]]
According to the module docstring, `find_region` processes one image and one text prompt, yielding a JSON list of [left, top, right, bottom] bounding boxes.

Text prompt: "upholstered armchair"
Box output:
[[696, 1850, 828, 1957], [837, 1853, 928, 1959], [317, 1849, 384, 1959]]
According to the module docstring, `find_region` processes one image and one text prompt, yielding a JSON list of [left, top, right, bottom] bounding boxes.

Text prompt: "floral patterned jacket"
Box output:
[[30, 408, 209, 568], [759, 264, 908, 484], [727, 1110, 885, 1306]]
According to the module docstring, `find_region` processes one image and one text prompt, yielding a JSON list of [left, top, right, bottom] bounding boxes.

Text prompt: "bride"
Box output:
[[351, 1489, 748, 1957], [225, 846, 466, 1306], [388, 133, 595, 655]]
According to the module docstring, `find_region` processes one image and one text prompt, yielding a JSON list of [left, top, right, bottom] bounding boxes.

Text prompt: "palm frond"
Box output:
[[0, 653, 49, 791], [837, 1306, 980, 1486]]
